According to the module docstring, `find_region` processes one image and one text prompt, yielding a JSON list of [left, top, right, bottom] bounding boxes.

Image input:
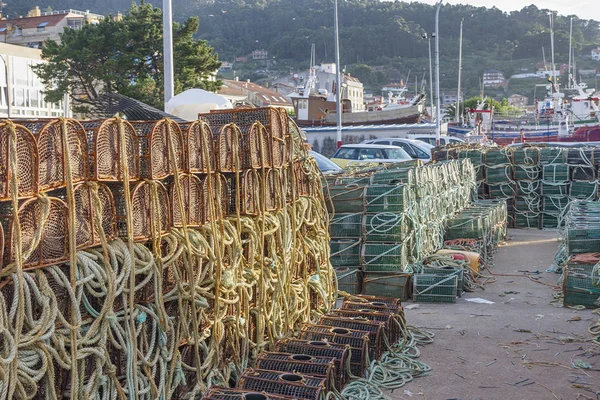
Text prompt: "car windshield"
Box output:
[[332, 148, 359, 159], [309, 151, 342, 172]]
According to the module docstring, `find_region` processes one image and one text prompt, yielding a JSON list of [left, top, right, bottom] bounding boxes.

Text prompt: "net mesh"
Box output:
[[0, 123, 38, 200]]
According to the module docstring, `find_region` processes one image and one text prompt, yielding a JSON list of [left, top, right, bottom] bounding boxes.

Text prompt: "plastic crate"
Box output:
[[413, 274, 458, 303], [363, 213, 407, 242], [365, 184, 408, 213], [422, 266, 464, 296], [335, 268, 363, 295], [329, 213, 363, 239], [330, 239, 361, 267], [362, 242, 407, 271], [361, 272, 411, 300], [563, 271, 600, 308], [325, 184, 366, 214], [570, 181, 597, 200], [514, 165, 541, 181]]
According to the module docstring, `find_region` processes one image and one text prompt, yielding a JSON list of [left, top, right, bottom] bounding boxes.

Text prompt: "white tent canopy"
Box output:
[[165, 89, 232, 121]]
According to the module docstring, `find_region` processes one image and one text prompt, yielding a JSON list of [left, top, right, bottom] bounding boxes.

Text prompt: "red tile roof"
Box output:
[[223, 80, 291, 106], [0, 13, 72, 31]]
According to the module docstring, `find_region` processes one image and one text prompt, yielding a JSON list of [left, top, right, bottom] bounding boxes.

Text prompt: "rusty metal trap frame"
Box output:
[[341, 299, 403, 314], [200, 107, 290, 170], [318, 315, 385, 359], [274, 339, 350, 389], [111, 180, 171, 241], [201, 386, 298, 400], [180, 120, 216, 174], [0, 195, 70, 269], [237, 368, 325, 400], [255, 352, 336, 391], [130, 119, 185, 180], [329, 309, 402, 345], [298, 324, 369, 377], [80, 118, 141, 182], [0, 122, 39, 200], [171, 173, 205, 226], [21, 119, 90, 192]]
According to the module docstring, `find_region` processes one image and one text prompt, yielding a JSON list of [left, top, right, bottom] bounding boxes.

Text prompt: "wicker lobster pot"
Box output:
[[202, 173, 229, 220], [72, 182, 117, 249], [199, 107, 290, 169], [263, 169, 283, 212], [181, 120, 216, 174], [298, 324, 369, 377], [294, 161, 312, 197], [130, 119, 185, 180], [171, 174, 205, 227], [318, 315, 385, 359], [215, 122, 272, 172], [202, 386, 296, 400], [255, 352, 336, 392], [237, 369, 325, 400], [330, 308, 402, 345], [236, 169, 260, 215], [0, 122, 38, 200], [21, 119, 89, 191], [80, 118, 141, 182], [275, 338, 350, 389], [112, 180, 171, 241], [0, 196, 69, 269]]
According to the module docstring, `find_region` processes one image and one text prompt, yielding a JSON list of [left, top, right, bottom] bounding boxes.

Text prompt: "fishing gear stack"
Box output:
[[433, 143, 600, 229], [556, 201, 600, 308], [325, 160, 477, 299], [0, 107, 336, 399]]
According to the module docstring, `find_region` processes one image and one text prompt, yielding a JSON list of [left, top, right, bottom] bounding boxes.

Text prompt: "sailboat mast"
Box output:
[[568, 16, 573, 88], [550, 12, 556, 86], [456, 18, 463, 123]]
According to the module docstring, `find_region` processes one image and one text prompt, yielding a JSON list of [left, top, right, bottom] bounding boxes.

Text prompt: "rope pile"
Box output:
[[433, 143, 600, 229], [0, 107, 336, 398]]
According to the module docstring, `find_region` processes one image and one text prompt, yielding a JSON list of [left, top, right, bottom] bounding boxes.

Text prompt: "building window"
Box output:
[[37, 22, 49, 32]]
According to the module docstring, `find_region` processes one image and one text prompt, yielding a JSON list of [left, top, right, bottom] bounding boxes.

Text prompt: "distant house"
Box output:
[[592, 48, 600, 61], [508, 94, 528, 108], [252, 49, 268, 60], [235, 56, 247, 63], [219, 79, 293, 111], [0, 7, 104, 48], [219, 61, 233, 71], [483, 70, 506, 87], [441, 91, 462, 105]]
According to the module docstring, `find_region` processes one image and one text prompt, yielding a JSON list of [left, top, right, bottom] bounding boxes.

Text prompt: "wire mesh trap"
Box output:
[[81, 118, 141, 181], [202, 386, 296, 400], [237, 369, 325, 400], [255, 352, 336, 391], [0, 122, 38, 200], [318, 315, 385, 359]]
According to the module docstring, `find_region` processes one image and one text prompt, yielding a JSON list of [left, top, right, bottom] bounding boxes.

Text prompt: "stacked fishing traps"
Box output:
[[0, 107, 336, 399]]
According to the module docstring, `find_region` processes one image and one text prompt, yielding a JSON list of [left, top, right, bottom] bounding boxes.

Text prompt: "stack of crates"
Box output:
[[540, 148, 569, 229], [513, 147, 541, 228], [328, 183, 366, 295], [361, 183, 411, 300], [568, 148, 597, 202], [562, 254, 600, 308]]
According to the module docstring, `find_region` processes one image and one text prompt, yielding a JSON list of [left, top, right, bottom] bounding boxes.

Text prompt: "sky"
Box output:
[[417, 0, 600, 21]]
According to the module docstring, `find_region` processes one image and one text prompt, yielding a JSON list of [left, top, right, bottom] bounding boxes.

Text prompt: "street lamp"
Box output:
[[422, 33, 434, 123], [334, 0, 343, 148], [434, 0, 443, 146], [163, 0, 174, 109]]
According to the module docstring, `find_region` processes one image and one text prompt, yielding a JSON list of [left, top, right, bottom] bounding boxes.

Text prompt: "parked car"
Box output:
[[309, 150, 343, 173], [409, 135, 465, 146], [361, 138, 432, 162], [330, 144, 413, 168]]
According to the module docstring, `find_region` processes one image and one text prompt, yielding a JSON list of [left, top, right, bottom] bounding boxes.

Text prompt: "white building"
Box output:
[[483, 69, 506, 87], [441, 91, 462, 105], [251, 49, 268, 60], [0, 7, 104, 49], [591, 48, 600, 61], [0, 42, 66, 118]]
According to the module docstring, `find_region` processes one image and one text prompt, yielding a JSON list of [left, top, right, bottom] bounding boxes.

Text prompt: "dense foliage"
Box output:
[[14, 0, 600, 100], [32, 2, 221, 113]]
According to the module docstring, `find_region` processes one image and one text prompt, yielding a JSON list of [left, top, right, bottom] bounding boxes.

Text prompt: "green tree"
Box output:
[[33, 2, 221, 113]]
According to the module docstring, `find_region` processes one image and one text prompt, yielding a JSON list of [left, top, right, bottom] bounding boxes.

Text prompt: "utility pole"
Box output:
[[435, 0, 443, 146], [334, 0, 343, 148], [428, 36, 434, 121], [163, 0, 174, 109]]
